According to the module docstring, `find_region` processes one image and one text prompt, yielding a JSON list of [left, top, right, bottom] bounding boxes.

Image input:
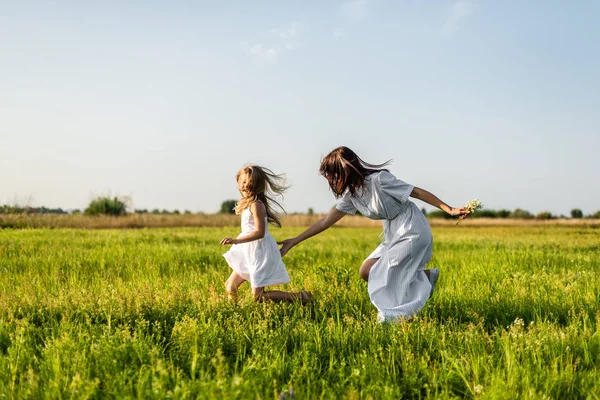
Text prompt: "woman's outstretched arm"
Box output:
[[279, 208, 347, 256], [410, 187, 469, 217]]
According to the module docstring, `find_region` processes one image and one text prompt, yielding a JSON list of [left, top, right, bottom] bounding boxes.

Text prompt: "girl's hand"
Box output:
[[278, 238, 297, 257], [220, 237, 238, 245]]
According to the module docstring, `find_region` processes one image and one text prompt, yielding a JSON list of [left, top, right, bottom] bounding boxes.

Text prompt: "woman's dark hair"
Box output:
[[319, 146, 391, 197]]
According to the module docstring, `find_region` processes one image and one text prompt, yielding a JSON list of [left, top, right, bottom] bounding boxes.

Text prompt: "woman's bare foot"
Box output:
[[427, 268, 440, 296], [301, 290, 313, 304]]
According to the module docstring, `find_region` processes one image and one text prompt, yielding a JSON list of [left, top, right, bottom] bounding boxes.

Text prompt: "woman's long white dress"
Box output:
[[223, 207, 290, 288], [336, 170, 433, 322]]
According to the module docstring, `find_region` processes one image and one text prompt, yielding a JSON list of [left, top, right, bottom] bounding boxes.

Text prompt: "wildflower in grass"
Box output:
[[457, 198, 483, 224], [279, 387, 295, 400], [509, 317, 526, 337]]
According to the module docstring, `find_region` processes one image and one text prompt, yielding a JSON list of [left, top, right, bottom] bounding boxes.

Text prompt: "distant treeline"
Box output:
[[0, 205, 67, 215], [2, 199, 599, 220], [0, 205, 197, 216], [132, 209, 195, 215], [1, 197, 199, 217], [424, 208, 600, 220]]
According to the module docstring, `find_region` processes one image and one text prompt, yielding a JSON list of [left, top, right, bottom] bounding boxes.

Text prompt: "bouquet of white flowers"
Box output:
[[457, 198, 483, 225]]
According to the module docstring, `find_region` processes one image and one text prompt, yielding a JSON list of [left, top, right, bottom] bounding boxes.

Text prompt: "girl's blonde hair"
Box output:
[[234, 165, 288, 228]]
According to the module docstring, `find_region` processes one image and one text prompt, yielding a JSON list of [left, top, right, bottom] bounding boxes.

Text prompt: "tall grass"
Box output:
[[2, 213, 599, 230], [0, 226, 599, 398]]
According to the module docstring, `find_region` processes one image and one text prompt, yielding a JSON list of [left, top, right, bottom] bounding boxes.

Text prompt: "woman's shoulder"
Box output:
[[372, 170, 411, 191], [369, 170, 395, 183]]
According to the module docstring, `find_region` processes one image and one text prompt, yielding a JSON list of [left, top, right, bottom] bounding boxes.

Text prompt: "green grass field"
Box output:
[[1, 226, 599, 399]]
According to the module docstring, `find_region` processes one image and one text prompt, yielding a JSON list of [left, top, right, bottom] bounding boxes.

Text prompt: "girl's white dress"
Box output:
[[336, 170, 433, 322], [223, 206, 290, 288]]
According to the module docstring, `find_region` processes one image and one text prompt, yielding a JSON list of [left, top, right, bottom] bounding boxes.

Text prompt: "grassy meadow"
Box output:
[[0, 225, 599, 399]]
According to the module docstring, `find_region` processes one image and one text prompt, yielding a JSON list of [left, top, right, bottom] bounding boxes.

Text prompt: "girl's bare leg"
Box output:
[[225, 272, 246, 300], [359, 258, 380, 281], [252, 287, 312, 303]]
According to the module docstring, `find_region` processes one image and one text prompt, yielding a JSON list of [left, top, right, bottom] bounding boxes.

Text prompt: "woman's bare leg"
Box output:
[[362, 259, 436, 284], [225, 272, 246, 300], [359, 258, 380, 281], [252, 287, 312, 303]]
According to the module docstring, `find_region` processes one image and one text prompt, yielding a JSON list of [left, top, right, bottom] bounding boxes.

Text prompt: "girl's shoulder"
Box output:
[[248, 200, 266, 215]]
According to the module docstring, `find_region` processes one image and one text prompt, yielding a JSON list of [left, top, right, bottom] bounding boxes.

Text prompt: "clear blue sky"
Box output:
[[2, 0, 599, 215]]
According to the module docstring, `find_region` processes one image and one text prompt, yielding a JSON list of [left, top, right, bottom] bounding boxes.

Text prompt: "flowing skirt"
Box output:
[[367, 208, 433, 322], [223, 232, 290, 288]]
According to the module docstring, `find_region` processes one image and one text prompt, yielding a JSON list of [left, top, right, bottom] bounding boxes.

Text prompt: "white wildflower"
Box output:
[[465, 198, 484, 213], [457, 198, 484, 225]]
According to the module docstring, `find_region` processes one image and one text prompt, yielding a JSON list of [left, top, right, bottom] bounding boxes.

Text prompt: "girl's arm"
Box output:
[[220, 202, 266, 245], [410, 187, 468, 217], [278, 208, 346, 256]]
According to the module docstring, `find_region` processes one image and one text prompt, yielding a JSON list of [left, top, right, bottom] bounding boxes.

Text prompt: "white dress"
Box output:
[[336, 170, 433, 322], [223, 206, 291, 288]]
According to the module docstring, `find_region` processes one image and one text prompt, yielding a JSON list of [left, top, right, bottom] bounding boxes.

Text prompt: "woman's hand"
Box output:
[[220, 237, 238, 245], [449, 207, 470, 224], [277, 209, 345, 257], [278, 238, 297, 257], [449, 207, 469, 217]]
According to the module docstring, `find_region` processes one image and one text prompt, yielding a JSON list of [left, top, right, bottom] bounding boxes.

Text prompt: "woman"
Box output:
[[279, 146, 469, 322]]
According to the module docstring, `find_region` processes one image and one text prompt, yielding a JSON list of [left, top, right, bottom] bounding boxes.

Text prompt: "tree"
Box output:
[[427, 210, 452, 219], [84, 196, 128, 216], [307, 207, 314, 216], [220, 200, 237, 214], [536, 211, 555, 220], [509, 209, 533, 219], [478, 209, 497, 218], [496, 209, 511, 218], [570, 208, 583, 218]]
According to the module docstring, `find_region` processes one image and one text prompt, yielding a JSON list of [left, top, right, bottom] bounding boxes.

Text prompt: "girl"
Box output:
[[221, 165, 311, 303], [279, 146, 469, 322]]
